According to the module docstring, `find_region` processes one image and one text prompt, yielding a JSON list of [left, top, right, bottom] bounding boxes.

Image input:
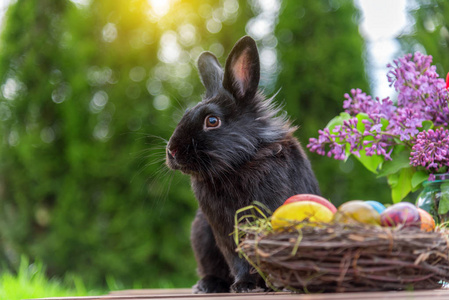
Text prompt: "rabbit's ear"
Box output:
[[197, 52, 223, 98], [223, 36, 260, 101]]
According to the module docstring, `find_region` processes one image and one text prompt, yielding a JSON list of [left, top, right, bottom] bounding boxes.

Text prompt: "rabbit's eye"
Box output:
[[205, 115, 221, 129]]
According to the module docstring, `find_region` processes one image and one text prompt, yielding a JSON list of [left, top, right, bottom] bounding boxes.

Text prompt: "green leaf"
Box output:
[[354, 149, 383, 174], [377, 149, 412, 177], [411, 171, 429, 189], [389, 168, 414, 203], [420, 120, 434, 131], [355, 113, 370, 133], [354, 113, 389, 134], [387, 172, 399, 187], [380, 118, 389, 131], [344, 143, 352, 161], [438, 182, 449, 215], [325, 112, 351, 134]]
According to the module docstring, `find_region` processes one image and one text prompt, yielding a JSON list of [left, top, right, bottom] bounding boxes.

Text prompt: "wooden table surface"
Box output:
[[32, 288, 449, 300]]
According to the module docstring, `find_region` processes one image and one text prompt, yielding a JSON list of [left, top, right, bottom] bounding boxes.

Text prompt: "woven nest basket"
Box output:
[[237, 222, 449, 292]]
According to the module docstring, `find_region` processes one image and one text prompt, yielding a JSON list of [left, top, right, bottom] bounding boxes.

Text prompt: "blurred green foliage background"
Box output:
[[0, 0, 447, 292]]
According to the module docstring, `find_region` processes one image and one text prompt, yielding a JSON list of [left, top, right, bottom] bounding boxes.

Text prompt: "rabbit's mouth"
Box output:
[[166, 148, 197, 175]]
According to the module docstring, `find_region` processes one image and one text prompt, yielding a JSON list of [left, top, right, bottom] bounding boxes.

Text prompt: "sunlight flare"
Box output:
[[148, 0, 171, 18]]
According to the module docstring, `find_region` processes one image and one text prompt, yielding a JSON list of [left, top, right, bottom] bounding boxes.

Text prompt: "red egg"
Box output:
[[284, 194, 337, 213], [380, 202, 421, 228]]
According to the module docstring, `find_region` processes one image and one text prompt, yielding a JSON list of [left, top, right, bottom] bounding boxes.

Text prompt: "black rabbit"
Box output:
[[166, 36, 320, 293]]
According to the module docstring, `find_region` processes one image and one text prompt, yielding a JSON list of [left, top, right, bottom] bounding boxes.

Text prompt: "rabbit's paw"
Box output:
[[192, 275, 231, 294], [230, 281, 266, 293]]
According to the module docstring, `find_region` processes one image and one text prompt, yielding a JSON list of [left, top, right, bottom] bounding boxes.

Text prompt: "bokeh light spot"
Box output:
[[87, 66, 113, 86], [246, 17, 271, 40], [1, 77, 22, 101], [146, 79, 162, 96], [190, 46, 205, 63], [213, 8, 225, 22], [89, 90, 108, 113], [69, 0, 90, 8], [40, 127, 55, 144], [224, 0, 239, 14], [209, 43, 224, 58], [174, 64, 191, 78], [93, 113, 112, 141], [158, 31, 181, 63], [154, 64, 169, 81], [206, 19, 222, 34], [258, 0, 280, 12], [35, 206, 51, 227], [148, 0, 171, 19], [153, 94, 170, 111], [8, 130, 19, 147], [129, 66, 146, 82], [51, 84, 71, 104], [49, 69, 63, 85], [102, 23, 117, 43], [93, 123, 109, 141], [178, 24, 197, 47], [260, 48, 277, 72]]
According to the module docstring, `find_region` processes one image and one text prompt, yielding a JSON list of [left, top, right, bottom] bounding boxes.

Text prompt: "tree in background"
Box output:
[[0, 0, 380, 289], [399, 0, 449, 74], [0, 0, 254, 288], [275, 0, 390, 206]]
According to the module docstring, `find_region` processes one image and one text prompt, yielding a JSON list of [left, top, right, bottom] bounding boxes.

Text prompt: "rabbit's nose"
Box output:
[[167, 147, 177, 158]]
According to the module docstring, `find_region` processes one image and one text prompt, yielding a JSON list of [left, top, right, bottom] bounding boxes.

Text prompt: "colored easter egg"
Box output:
[[333, 200, 381, 225], [417, 208, 436, 232], [271, 201, 334, 230], [380, 202, 420, 228], [284, 194, 337, 213], [365, 200, 386, 214]]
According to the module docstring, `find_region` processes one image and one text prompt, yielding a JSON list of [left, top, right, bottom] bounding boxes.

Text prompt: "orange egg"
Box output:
[[417, 208, 435, 232]]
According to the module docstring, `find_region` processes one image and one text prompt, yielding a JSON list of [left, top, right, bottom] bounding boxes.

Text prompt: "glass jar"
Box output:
[[416, 173, 449, 225]]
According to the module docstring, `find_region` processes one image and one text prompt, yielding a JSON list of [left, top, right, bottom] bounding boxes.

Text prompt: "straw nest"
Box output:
[[236, 221, 449, 292]]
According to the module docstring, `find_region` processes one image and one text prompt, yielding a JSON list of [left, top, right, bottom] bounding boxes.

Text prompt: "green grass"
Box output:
[[0, 257, 102, 300]]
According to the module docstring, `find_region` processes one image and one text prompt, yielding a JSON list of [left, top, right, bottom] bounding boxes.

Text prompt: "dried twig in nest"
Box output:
[[237, 222, 449, 292]]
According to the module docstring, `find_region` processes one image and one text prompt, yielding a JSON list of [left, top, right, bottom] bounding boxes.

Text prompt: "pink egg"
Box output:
[[380, 202, 420, 228]]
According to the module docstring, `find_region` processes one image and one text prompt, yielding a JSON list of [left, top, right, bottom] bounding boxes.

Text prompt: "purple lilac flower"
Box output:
[[312, 90, 397, 160], [424, 86, 449, 127], [410, 128, 449, 171], [387, 52, 436, 107], [343, 88, 375, 115], [389, 107, 424, 141], [307, 118, 362, 160], [387, 52, 449, 126], [308, 52, 449, 163], [343, 89, 396, 121]]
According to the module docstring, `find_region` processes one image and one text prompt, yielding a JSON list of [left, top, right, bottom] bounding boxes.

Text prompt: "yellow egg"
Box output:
[[333, 200, 381, 225], [271, 201, 334, 230]]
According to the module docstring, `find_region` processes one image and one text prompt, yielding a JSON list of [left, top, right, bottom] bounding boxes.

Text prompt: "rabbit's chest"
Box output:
[[192, 177, 248, 213], [191, 176, 251, 233], [191, 164, 287, 217]]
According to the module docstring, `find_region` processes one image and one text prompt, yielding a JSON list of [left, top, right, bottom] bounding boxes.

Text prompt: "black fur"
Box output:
[[166, 36, 320, 293]]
